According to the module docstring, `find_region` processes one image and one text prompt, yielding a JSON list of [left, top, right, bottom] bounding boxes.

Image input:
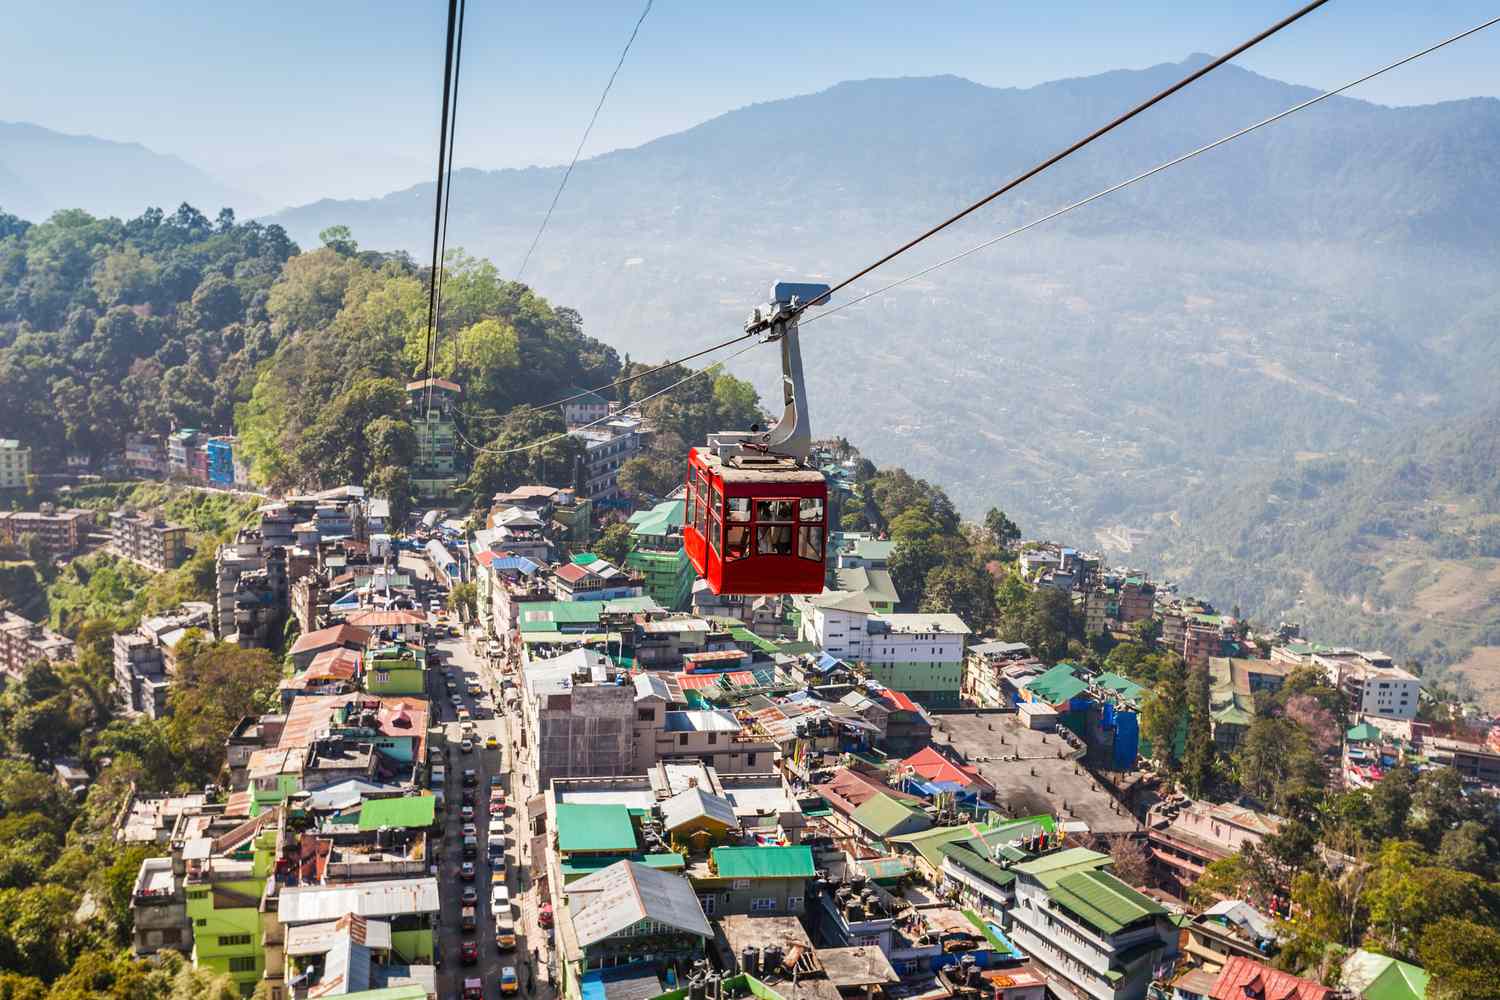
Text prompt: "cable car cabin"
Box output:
[[683, 447, 827, 595]]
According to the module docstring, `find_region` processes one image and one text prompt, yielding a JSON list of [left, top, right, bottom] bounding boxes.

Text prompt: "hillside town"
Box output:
[[1, 391, 1496, 1000]]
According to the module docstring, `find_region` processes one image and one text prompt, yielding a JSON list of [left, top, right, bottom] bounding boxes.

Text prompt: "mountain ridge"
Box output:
[[0, 120, 261, 222]]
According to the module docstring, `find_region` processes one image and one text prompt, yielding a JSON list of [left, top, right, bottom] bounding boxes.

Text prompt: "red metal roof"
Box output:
[[555, 563, 590, 583], [900, 746, 991, 790], [876, 689, 919, 712], [344, 609, 427, 627], [1210, 958, 1331, 1000], [289, 623, 370, 656], [305, 647, 361, 681]]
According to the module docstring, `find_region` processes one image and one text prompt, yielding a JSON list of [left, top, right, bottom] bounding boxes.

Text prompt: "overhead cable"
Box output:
[[799, 14, 1500, 331], [809, 0, 1333, 311], [421, 0, 463, 430], [433, 0, 468, 378], [515, 0, 654, 281], [458, 339, 764, 456]]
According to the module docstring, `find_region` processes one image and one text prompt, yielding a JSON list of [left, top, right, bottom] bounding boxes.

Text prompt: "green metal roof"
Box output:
[[357, 795, 436, 830], [1025, 663, 1089, 704], [341, 987, 432, 1000], [518, 601, 605, 630], [1050, 869, 1167, 935], [893, 816, 1054, 872], [1346, 723, 1382, 742], [851, 793, 931, 839], [730, 626, 781, 655], [555, 803, 637, 853], [1011, 846, 1111, 888], [561, 852, 686, 877], [940, 840, 1017, 888], [1095, 672, 1145, 704], [630, 500, 684, 536], [711, 845, 816, 879], [1343, 950, 1430, 1000]]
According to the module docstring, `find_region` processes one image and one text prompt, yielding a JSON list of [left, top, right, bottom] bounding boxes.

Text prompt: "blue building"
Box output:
[[206, 436, 237, 486]]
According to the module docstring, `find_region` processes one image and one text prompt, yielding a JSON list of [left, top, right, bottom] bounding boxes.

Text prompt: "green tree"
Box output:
[[1235, 716, 1326, 816], [364, 416, 416, 469], [983, 507, 1021, 551], [447, 581, 478, 621], [318, 225, 358, 256], [616, 454, 681, 499], [920, 563, 997, 633], [595, 522, 635, 567], [1141, 655, 1187, 769], [1420, 918, 1500, 1000], [166, 636, 279, 782], [1182, 660, 1215, 795]]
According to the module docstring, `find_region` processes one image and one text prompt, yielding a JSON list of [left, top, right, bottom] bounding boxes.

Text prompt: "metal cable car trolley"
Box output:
[[684, 282, 831, 596]]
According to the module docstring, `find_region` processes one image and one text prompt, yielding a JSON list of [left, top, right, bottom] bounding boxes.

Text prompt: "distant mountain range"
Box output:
[[0, 121, 259, 222]]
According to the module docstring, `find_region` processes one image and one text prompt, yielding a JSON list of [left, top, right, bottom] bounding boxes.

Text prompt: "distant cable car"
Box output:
[[684, 282, 831, 596]]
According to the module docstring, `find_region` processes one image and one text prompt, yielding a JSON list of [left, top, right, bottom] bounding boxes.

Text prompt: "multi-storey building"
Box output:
[[1145, 798, 1281, 898], [577, 415, 642, 500], [963, 640, 1037, 707], [0, 609, 75, 680], [800, 596, 971, 705], [124, 436, 166, 477], [1315, 651, 1420, 721], [625, 500, 694, 610], [406, 377, 462, 498], [113, 602, 213, 718], [167, 428, 207, 482], [0, 438, 31, 489], [0, 506, 92, 555], [560, 387, 611, 428], [1005, 847, 1178, 1000], [205, 436, 239, 486], [111, 510, 190, 571], [551, 556, 643, 602]]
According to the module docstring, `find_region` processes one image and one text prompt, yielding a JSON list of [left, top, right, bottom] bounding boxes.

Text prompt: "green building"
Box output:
[[625, 500, 693, 610], [406, 378, 462, 498], [364, 642, 427, 696], [184, 822, 278, 994]]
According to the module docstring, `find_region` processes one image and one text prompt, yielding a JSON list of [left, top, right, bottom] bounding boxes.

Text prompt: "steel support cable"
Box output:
[[434, 0, 468, 379], [456, 338, 765, 456], [798, 14, 1500, 332], [466, 12, 1500, 459], [805, 0, 1333, 314], [422, 0, 462, 438], [516, 0, 654, 281]]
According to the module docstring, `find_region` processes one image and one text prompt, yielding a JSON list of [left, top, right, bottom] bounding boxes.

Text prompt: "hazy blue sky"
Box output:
[[6, 1, 1499, 208]]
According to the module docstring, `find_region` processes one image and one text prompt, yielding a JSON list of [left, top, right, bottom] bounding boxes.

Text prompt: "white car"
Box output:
[[491, 884, 511, 914]]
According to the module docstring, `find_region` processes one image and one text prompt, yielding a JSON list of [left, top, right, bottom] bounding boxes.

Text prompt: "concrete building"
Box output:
[[0, 506, 92, 555], [552, 557, 643, 602], [800, 595, 970, 705], [625, 500, 694, 610], [523, 648, 637, 792], [111, 510, 190, 571], [1145, 798, 1281, 898], [406, 377, 462, 498], [0, 438, 31, 489], [0, 609, 74, 680], [1005, 848, 1177, 1000], [561, 388, 611, 429], [1315, 651, 1420, 721], [124, 436, 166, 478], [963, 641, 1037, 707], [114, 602, 213, 718], [577, 416, 642, 501]]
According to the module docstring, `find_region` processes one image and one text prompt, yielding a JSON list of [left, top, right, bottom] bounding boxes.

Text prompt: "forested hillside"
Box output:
[[1146, 404, 1500, 704], [0, 204, 297, 467]]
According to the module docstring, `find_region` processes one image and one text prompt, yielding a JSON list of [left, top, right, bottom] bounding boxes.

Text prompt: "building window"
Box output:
[[750, 898, 778, 912], [678, 734, 689, 746], [219, 934, 252, 947], [787, 896, 804, 911], [188, 890, 208, 900], [194, 919, 207, 928], [228, 956, 257, 973], [732, 879, 751, 890], [746, 753, 757, 767], [637, 709, 655, 722]]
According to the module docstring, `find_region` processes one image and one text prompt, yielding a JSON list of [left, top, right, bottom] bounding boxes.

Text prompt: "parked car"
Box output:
[[462, 976, 483, 999], [495, 918, 517, 951], [460, 861, 475, 881], [462, 769, 477, 787], [461, 885, 478, 905], [461, 804, 474, 821], [500, 966, 519, 994], [460, 940, 478, 965]]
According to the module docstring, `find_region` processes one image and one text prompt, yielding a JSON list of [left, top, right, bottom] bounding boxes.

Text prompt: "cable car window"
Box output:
[[798, 498, 824, 523], [757, 524, 794, 556], [709, 509, 722, 555], [726, 523, 749, 561], [694, 498, 706, 538], [756, 499, 795, 523], [727, 498, 751, 522], [711, 484, 723, 517], [799, 525, 823, 561]]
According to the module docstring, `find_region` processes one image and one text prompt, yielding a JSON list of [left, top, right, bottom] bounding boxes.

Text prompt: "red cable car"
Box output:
[[684, 283, 831, 596]]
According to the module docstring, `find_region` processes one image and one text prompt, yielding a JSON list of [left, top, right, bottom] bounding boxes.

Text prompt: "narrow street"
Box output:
[[409, 550, 553, 1000]]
